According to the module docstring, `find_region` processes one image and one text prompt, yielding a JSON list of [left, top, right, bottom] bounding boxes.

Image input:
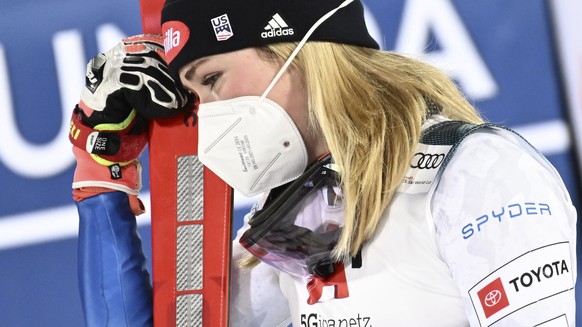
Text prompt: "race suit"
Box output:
[[228, 115, 577, 327]]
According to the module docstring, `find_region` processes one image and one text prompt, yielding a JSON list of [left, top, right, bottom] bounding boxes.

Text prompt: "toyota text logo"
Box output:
[[410, 152, 445, 169], [484, 290, 502, 307]]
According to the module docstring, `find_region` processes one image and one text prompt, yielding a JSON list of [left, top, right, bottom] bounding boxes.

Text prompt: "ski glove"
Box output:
[[70, 34, 193, 196]]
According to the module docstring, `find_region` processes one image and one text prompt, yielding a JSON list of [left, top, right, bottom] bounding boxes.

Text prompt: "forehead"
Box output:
[[180, 57, 208, 81], [179, 48, 264, 80]]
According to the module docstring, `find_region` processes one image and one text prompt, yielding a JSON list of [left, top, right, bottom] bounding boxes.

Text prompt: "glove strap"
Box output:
[[69, 106, 148, 165]]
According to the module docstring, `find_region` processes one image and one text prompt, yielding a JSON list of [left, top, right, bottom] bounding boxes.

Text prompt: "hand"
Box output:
[[70, 34, 193, 196], [80, 34, 192, 120]]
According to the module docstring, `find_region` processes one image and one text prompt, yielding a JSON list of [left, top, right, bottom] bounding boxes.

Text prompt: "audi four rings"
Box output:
[[410, 152, 445, 169]]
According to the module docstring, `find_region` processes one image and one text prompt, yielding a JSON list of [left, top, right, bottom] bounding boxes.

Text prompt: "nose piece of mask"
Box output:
[[197, 96, 309, 197]]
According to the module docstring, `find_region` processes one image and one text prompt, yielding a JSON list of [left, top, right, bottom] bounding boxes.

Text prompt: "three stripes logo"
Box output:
[[261, 13, 294, 39]]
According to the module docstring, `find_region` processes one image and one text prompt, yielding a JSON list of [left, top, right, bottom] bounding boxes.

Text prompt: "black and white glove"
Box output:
[[80, 34, 192, 121], [69, 34, 194, 196]]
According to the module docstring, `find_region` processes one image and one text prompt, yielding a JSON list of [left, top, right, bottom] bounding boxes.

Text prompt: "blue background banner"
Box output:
[[0, 0, 579, 325]]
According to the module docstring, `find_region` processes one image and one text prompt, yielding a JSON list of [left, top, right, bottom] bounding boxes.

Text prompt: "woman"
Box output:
[[161, 0, 577, 325]]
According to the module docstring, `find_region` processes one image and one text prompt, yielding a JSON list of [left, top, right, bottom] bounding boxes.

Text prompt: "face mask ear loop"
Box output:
[[260, 0, 355, 100]]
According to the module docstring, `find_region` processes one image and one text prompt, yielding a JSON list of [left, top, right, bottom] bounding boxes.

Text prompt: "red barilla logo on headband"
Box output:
[[162, 20, 190, 63]]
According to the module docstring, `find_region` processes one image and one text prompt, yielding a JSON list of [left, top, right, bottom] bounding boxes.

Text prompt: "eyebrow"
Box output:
[[183, 58, 209, 81]]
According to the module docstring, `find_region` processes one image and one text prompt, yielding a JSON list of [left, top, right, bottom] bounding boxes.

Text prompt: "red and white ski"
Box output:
[[140, 1, 233, 326]]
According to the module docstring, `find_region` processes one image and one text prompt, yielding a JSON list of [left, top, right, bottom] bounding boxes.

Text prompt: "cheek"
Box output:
[[194, 79, 266, 103], [273, 75, 309, 128], [219, 64, 275, 99], [220, 80, 258, 99]]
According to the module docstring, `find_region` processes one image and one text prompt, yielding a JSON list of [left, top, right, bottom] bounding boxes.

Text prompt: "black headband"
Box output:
[[161, 0, 379, 80]]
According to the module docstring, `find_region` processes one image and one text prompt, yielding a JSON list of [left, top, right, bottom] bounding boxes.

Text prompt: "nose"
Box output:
[[196, 91, 219, 104]]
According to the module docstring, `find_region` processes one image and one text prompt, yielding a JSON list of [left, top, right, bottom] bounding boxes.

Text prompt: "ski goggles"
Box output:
[[239, 155, 345, 278]]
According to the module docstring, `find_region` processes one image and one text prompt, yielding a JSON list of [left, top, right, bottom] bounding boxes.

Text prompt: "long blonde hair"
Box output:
[[259, 41, 483, 260]]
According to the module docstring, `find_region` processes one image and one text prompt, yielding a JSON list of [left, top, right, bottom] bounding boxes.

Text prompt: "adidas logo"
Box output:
[[261, 13, 294, 39]]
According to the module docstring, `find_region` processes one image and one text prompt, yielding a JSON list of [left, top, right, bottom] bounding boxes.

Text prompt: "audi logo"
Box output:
[[484, 290, 503, 307], [410, 152, 445, 169]]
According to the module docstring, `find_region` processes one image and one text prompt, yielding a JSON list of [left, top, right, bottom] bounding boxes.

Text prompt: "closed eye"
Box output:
[[201, 73, 221, 89]]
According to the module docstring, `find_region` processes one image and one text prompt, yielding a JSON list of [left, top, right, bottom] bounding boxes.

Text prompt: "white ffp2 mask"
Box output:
[[197, 96, 308, 197]]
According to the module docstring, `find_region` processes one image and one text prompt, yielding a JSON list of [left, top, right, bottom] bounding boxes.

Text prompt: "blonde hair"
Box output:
[[258, 42, 483, 261]]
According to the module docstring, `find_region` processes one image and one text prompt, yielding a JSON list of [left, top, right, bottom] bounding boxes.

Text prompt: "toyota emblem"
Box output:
[[484, 290, 503, 307]]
